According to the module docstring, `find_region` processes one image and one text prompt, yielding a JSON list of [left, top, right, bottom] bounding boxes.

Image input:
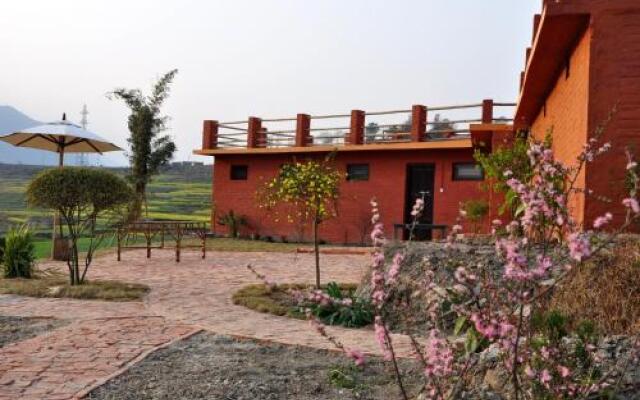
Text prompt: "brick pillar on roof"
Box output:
[[349, 110, 365, 145], [411, 105, 427, 142], [202, 120, 218, 149], [295, 114, 311, 147], [247, 117, 262, 148]]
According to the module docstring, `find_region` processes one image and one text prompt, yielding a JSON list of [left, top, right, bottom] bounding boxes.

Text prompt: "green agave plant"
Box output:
[[2, 224, 35, 279]]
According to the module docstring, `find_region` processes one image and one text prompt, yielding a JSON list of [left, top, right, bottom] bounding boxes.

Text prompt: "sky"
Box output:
[[0, 0, 540, 166]]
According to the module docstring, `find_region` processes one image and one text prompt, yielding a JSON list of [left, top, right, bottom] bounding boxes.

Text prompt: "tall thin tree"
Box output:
[[109, 69, 178, 219]]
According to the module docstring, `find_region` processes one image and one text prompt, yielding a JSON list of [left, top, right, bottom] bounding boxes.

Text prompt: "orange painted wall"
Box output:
[[530, 30, 591, 224], [212, 149, 491, 244]]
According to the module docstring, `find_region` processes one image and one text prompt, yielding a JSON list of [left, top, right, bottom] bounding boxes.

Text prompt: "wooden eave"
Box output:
[[514, 6, 590, 126], [193, 138, 473, 156]]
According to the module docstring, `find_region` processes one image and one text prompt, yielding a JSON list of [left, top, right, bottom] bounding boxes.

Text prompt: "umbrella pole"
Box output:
[[51, 146, 64, 259]]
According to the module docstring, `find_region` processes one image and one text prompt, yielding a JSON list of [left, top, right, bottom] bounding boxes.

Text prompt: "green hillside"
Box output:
[[0, 163, 212, 257]]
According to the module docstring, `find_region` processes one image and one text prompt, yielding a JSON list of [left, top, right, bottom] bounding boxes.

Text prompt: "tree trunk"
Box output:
[[313, 217, 320, 289]]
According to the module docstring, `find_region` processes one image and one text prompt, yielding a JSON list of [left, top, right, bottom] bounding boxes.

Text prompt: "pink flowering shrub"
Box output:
[[310, 135, 640, 399]]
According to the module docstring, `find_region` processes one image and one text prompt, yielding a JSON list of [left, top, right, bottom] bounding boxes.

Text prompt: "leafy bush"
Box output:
[[26, 167, 133, 285], [2, 225, 35, 279], [217, 210, 247, 238], [462, 199, 489, 233], [302, 282, 374, 328], [474, 132, 534, 216]]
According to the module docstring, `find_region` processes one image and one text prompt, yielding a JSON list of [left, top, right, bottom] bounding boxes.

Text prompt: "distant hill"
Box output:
[[0, 105, 60, 165]]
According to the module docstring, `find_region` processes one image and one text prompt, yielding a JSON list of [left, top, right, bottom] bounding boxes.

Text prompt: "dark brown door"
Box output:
[[405, 164, 435, 240]]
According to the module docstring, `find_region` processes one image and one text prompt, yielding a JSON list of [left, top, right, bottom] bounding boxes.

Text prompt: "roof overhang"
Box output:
[[514, 6, 590, 126], [194, 138, 473, 156]]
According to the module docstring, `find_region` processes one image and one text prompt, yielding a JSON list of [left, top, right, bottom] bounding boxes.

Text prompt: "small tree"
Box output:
[[261, 158, 342, 288], [27, 168, 133, 285], [109, 69, 178, 219]]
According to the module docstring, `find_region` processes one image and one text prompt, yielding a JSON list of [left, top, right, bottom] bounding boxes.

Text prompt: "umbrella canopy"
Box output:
[[0, 114, 122, 163]]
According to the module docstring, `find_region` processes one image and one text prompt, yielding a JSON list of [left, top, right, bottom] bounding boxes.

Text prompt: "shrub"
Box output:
[[217, 210, 247, 238], [2, 225, 35, 279], [302, 282, 374, 328], [26, 167, 133, 285], [461, 199, 489, 233]]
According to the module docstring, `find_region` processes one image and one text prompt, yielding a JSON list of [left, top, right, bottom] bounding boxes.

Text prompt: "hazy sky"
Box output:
[[1, 0, 540, 165]]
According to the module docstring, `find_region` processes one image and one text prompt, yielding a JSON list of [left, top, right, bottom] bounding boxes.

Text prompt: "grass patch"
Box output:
[[207, 238, 303, 253], [0, 270, 149, 301], [232, 282, 360, 320], [232, 283, 307, 317]]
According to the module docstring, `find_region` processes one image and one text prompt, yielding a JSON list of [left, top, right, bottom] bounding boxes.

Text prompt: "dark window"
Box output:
[[453, 163, 484, 181], [230, 165, 248, 180], [346, 164, 369, 181]]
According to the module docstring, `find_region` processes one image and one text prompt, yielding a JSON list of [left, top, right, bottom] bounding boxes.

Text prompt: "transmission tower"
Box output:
[[77, 104, 89, 166]]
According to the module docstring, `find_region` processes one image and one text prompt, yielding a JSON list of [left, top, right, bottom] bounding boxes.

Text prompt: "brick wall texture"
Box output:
[[531, 1, 640, 229], [213, 149, 490, 244]]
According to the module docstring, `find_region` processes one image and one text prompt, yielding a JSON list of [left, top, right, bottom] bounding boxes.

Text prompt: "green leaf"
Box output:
[[465, 328, 479, 354], [454, 316, 467, 336]]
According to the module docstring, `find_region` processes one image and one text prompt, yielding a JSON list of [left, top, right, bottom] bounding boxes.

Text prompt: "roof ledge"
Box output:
[[514, 7, 590, 126]]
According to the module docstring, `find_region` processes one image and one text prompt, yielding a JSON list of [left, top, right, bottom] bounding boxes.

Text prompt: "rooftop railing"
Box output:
[[201, 100, 516, 151]]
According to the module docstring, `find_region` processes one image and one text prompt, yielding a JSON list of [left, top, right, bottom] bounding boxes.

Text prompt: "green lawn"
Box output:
[[0, 163, 212, 238]]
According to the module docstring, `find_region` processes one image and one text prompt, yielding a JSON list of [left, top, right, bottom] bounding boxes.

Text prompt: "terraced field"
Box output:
[[0, 163, 212, 258]]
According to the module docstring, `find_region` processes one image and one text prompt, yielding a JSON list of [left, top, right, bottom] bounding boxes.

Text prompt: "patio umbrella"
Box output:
[[0, 113, 124, 259], [0, 113, 122, 167]]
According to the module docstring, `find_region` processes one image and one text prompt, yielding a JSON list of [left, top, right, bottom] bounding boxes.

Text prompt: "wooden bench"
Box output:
[[393, 223, 448, 240]]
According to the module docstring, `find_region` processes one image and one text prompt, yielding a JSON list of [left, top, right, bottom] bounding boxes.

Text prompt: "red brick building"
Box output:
[[195, 0, 640, 242], [516, 0, 640, 227]]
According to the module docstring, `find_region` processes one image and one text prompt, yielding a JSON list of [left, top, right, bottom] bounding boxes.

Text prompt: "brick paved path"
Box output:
[[0, 250, 416, 399]]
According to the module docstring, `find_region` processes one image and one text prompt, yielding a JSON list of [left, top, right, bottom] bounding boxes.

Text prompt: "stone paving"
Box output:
[[0, 249, 416, 399]]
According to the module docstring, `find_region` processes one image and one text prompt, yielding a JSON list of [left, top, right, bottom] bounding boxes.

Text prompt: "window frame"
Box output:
[[346, 163, 370, 182], [452, 162, 484, 181], [230, 165, 248, 181]]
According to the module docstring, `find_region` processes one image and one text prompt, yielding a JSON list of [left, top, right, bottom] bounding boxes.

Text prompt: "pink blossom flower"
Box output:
[[568, 233, 591, 262], [557, 365, 571, 378], [540, 369, 552, 387], [593, 212, 613, 229], [374, 317, 392, 360], [387, 252, 404, 284], [346, 349, 366, 366], [423, 330, 453, 378], [623, 198, 640, 214]]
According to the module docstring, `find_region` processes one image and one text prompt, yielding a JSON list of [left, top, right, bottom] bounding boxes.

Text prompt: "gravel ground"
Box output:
[[87, 332, 422, 400], [0, 315, 69, 347]]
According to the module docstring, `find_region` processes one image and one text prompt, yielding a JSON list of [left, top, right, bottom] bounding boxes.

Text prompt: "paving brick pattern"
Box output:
[[0, 250, 416, 399], [0, 316, 194, 400]]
